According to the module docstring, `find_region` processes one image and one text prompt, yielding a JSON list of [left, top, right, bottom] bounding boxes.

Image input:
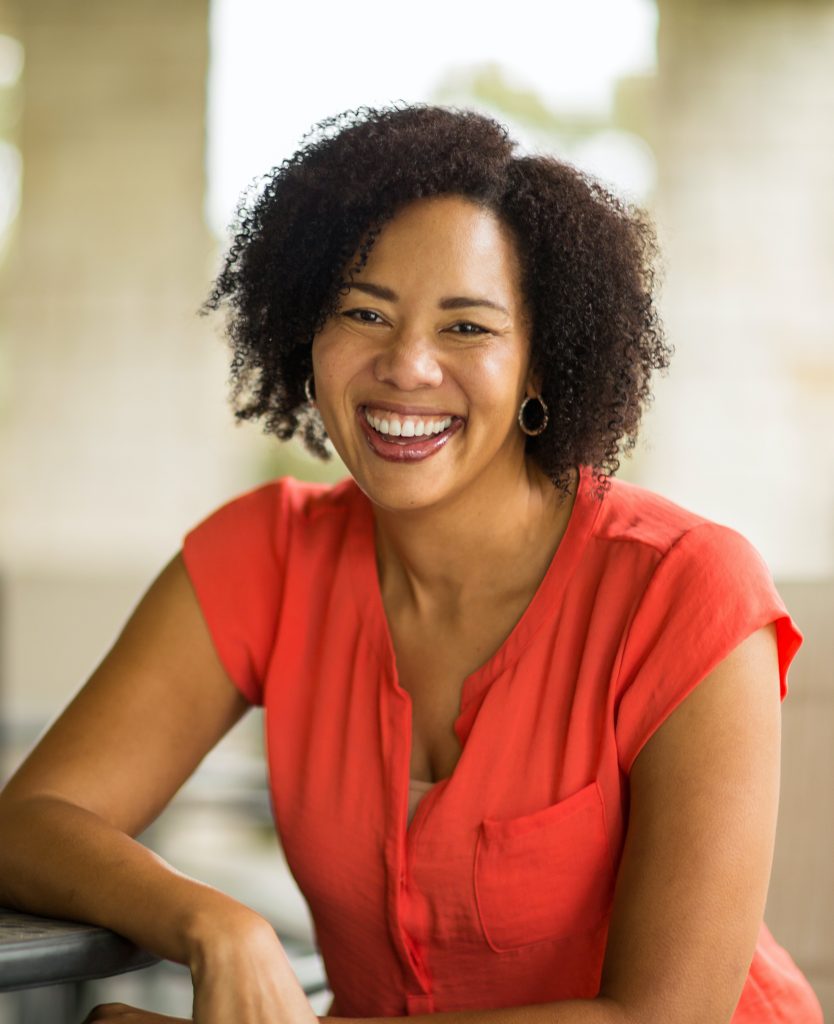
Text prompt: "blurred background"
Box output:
[[0, 0, 832, 1019]]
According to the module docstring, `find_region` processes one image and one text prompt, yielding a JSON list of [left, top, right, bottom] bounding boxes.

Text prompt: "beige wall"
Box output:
[[0, 0, 269, 583], [767, 580, 834, 1017], [0, 0, 279, 742], [644, 0, 834, 579]]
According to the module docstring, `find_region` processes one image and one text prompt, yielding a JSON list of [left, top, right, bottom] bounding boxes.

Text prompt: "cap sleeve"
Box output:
[[614, 522, 803, 776], [181, 479, 292, 706]]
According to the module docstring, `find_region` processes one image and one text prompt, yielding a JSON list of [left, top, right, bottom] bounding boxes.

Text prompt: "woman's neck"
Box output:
[[372, 462, 579, 617]]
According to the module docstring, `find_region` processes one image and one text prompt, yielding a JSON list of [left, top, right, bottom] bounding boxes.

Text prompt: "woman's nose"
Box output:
[[373, 331, 443, 391]]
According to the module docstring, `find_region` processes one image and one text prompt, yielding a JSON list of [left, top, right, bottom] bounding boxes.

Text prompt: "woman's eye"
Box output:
[[449, 321, 488, 336], [339, 310, 487, 336], [341, 308, 384, 324]]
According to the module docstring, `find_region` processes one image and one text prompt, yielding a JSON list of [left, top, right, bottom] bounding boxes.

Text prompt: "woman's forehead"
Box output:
[[350, 196, 525, 308]]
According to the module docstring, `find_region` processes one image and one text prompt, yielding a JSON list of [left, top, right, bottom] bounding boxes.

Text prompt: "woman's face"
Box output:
[[311, 194, 535, 514]]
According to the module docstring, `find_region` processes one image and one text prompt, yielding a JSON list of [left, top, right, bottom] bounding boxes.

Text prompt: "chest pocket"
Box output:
[[473, 780, 615, 952]]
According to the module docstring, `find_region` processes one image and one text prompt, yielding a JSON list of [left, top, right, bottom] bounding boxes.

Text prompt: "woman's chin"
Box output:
[[351, 470, 457, 515]]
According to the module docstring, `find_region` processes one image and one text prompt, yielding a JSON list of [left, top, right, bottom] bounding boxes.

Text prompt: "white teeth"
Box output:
[[364, 408, 454, 439]]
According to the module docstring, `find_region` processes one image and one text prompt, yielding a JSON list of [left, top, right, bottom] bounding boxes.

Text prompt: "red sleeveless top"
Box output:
[[182, 465, 822, 1022]]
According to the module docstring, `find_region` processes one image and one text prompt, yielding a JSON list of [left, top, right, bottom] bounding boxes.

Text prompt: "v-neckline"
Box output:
[[346, 464, 602, 842], [351, 463, 598, 698]]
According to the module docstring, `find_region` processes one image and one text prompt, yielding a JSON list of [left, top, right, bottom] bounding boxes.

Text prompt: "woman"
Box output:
[[0, 104, 823, 1024]]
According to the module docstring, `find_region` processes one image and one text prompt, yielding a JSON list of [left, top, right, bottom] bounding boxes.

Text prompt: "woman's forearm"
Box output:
[[0, 793, 268, 966]]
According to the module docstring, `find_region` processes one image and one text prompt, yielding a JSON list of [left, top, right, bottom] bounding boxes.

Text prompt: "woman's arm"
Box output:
[[0, 552, 253, 956], [0, 553, 318, 1024], [323, 622, 782, 1024], [597, 621, 782, 1022]]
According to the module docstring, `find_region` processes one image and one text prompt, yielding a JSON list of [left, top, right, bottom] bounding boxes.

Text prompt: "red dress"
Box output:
[[182, 464, 823, 1021]]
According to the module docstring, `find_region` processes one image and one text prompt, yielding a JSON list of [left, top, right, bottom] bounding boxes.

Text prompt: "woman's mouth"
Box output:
[[357, 406, 464, 462]]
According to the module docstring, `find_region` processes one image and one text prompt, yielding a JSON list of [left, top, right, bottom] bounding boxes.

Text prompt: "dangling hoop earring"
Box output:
[[518, 394, 549, 436], [304, 374, 316, 405]]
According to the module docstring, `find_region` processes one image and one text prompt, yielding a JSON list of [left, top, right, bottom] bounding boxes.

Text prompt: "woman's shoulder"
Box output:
[[593, 472, 747, 561], [588, 474, 785, 639], [181, 474, 368, 576], [188, 473, 361, 531], [580, 472, 783, 616]]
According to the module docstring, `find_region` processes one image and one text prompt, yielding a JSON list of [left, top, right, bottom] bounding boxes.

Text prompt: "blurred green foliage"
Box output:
[[433, 61, 656, 152]]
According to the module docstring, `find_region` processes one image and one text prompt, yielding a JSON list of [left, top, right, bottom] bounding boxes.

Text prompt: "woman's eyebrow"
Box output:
[[341, 280, 510, 316]]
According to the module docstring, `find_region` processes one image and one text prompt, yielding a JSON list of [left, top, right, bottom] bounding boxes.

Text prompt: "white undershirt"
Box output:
[[407, 777, 436, 825]]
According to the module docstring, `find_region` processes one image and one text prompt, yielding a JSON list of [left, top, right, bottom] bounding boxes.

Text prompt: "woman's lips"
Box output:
[[356, 406, 464, 463]]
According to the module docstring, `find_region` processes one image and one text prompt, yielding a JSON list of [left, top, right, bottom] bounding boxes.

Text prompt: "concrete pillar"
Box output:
[[0, 0, 264, 578], [643, 0, 834, 577], [0, 1, 280, 738]]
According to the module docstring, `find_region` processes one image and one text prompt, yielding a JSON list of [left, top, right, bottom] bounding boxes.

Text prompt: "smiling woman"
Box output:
[[0, 103, 823, 1024], [200, 103, 667, 501], [311, 196, 536, 511]]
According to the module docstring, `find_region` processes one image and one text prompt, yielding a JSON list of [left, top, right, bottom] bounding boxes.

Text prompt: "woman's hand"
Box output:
[[82, 911, 321, 1024], [186, 906, 321, 1024]]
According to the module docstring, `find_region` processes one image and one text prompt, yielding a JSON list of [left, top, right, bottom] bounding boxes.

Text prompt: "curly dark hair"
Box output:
[[201, 101, 672, 500]]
